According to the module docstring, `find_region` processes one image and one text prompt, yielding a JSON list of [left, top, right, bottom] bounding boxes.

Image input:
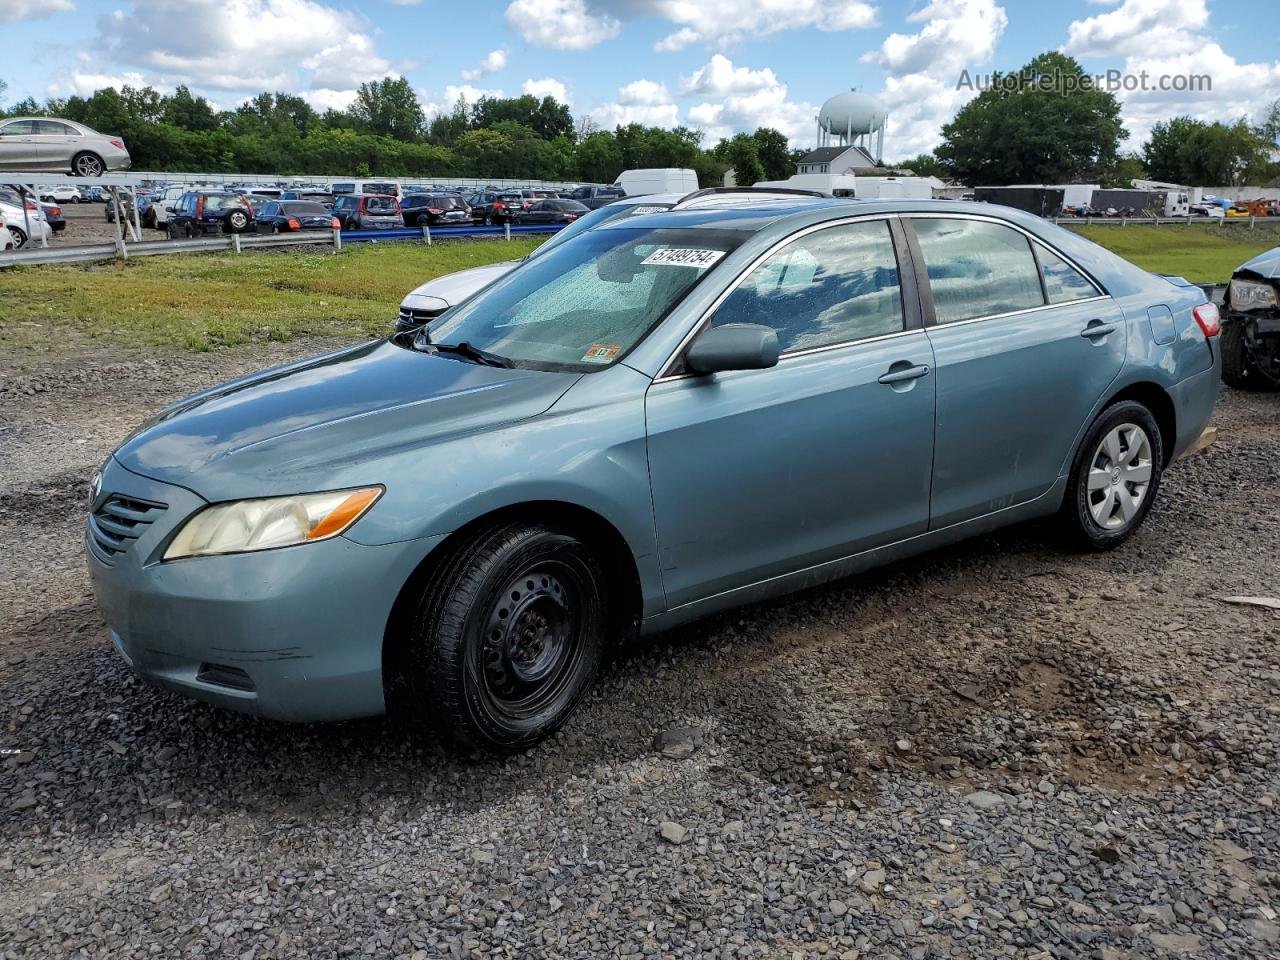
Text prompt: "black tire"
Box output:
[[1220, 320, 1274, 390], [1061, 400, 1164, 550], [167, 222, 179, 240], [404, 523, 606, 751], [71, 152, 105, 177], [8, 226, 26, 249]]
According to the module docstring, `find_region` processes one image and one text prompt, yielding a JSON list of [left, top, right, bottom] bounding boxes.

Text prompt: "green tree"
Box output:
[[1099, 151, 1146, 187], [750, 127, 792, 181], [575, 131, 622, 182], [1143, 115, 1274, 185], [718, 133, 764, 186], [352, 76, 423, 140], [895, 152, 946, 177], [936, 51, 1125, 184], [162, 85, 218, 131]]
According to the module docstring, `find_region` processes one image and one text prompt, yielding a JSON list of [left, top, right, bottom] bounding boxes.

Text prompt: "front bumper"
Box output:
[[87, 457, 443, 722]]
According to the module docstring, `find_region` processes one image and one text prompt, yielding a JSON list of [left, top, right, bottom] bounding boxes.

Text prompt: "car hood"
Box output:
[[404, 260, 521, 308], [1235, 247, 1280, 281], [114, 340, 580, 501]]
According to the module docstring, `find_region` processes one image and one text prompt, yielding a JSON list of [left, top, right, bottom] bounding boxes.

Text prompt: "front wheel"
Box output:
[[1061, 401, 1163, 550], [1220, 320, 1274, 390], [403, 524, 606, 751], [7, 226, 26, 249]]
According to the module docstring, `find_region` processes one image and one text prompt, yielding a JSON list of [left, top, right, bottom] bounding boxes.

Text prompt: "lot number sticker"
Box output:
[[582, 343, 622, 364], [640, 248, 726, 269]]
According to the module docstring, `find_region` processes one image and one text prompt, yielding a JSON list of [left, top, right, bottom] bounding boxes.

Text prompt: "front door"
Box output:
[[906, 215, 1126, 528], [645, 217, 937, 610], [0, 120, 41, 170]]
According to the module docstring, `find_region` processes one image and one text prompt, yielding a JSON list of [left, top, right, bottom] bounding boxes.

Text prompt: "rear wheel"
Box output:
[[1061, 401, 1163, 550], [403, 523, 606, 751], [71, 152, 105, 177], [7, 226, 26, 249]]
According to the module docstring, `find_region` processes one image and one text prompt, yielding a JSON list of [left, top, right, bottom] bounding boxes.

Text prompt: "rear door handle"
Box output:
[[878, 363, 931, 384], [1080, 320, 1118, 340]]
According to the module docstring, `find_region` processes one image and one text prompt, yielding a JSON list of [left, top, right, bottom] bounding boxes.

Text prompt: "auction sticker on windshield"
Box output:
[[582, 343, 622, 364], [641, 248, 726, 268]]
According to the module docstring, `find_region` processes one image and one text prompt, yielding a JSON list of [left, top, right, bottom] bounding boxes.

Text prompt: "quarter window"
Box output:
[[1035, 245, 1097, 303], [711, 220, 905, 353], [912, 218, 1044, 324]]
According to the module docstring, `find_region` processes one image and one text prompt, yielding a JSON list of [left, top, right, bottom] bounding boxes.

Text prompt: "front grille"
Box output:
[[396, 305, 446, 330], [88, 494, 167, 564]]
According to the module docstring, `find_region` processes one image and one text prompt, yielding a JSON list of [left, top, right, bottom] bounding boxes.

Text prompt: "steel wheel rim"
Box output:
[[1087, 422, 1153, 530], [481, 561, 585, 720]]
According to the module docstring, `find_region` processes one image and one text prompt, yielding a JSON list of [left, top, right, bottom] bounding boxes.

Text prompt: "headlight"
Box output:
[[163, 487, 382, 560], [1229, 278, 1278, 311]]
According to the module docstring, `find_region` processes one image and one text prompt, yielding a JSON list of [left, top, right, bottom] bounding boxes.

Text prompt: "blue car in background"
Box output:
[[86, 198, 1221, 751]]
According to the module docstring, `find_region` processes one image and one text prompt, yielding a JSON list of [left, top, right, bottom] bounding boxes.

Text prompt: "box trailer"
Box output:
[[615, 168, 699, 197]]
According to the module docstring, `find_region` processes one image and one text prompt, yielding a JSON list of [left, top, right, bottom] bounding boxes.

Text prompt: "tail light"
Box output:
[[50, 206, 61, 216], [427, 208, 442, 215], [287, 218, 301, 230], [1193, 302, 1220, 338], [109, 138, 125, 150], [493, 201, 506, 211], [331, 218, 341, 229], [195, 194, 205, 218]]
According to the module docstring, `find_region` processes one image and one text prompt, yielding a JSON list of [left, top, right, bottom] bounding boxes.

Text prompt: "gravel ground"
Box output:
[[1, 338, 1278, 960]]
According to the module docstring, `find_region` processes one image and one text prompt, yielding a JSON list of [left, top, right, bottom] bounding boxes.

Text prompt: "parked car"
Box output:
[[0, 117, 130, 175], [332, 193, 404, 230], [396, 188, 824, 330], [0, 196, 52, 247], [1, 222, 14, 251], [566, 184, 627, 209], [37, 184, 80, 203], [467, 191, 525, 224], [148, 185, 188, 229], [41, 202, 65, 232], [104, 193, 136, 224], [331, 180, 402, 201], [254, 200, 338, 233], [1220, 246, 1280, 389], [166, 190, 254, 237], [280, 189, 333, 204], [85, 198, 1221, 751], [514, 198, 590, 224], [79, 186, 107, 202], [401, 193, 471, 227]]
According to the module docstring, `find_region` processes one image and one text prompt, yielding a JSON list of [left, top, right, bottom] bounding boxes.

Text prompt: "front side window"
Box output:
[[711, 219, 905, 353], [912, 218, 1045, 324], [1036, 245, 1097, 304], [426, 226, 743, 371], [0, 120, 35, 136]]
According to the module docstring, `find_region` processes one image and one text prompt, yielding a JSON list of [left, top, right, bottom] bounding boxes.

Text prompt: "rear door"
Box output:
[[905, 214, 1124, 528], [34, 120, 80, 170], [645, 216, 937, 609]]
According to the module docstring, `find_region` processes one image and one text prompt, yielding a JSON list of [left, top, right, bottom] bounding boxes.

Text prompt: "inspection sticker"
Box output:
[[640, 247, 726, 269], [582, 343, 622, 363]]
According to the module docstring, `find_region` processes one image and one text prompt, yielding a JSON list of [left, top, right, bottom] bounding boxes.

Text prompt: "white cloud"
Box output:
[[522, 77, 571, 105], [859, 0, 1009, 159], [681, 55, 815, 145], [461, 49, 507, 82], [87, 0, 392, 101], [637, 0, 877, 52], [1, 0, 73, 23], [505, 0, 621, 50], [1062, 1, 1280, 147], [1063, 0, 1208, 58], [586, 79, 679, 129]]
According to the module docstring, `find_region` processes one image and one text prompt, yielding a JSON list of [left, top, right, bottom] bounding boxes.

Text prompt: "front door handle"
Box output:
[[1080, 320, 1118, 340], [878, 362, 931, 385]]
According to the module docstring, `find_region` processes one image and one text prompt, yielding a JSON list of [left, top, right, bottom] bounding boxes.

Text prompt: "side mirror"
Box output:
[[685, 323, 780, 375]]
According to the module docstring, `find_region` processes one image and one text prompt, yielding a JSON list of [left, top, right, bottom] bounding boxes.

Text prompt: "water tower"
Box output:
[[817, 89, 887, 165]]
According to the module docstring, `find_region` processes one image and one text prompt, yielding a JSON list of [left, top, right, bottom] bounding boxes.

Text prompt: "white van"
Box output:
[[331, 180, 403, 200], [615, 168, 699, 197]]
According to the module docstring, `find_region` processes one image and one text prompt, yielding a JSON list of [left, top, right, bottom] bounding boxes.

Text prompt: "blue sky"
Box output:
[[2, 0, 1276, 159]]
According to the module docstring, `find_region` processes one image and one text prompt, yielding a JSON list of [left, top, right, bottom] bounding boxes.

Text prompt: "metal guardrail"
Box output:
[[1055, 215, 1278, 227], [0, 222, 567, 268]]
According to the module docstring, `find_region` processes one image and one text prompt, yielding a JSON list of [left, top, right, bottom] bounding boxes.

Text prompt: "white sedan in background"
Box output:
[[0, 196, 53, 248]]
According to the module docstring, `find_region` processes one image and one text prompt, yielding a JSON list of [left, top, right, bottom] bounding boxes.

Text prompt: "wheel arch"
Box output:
[[1102, 381, 1177, 466], [380, 499, 643, 713]]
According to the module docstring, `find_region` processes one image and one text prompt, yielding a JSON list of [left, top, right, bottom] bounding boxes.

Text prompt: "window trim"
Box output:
[[654, 212, 917, 382], [898, 212, 1108, 329]]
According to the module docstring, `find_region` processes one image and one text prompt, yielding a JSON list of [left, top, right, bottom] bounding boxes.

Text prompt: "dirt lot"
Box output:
[[1, 338, 1278, 959]]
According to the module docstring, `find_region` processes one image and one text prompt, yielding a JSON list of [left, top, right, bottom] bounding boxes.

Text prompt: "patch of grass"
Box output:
[[0, 239, 542, 351], [1069, 223, 1279, 284]]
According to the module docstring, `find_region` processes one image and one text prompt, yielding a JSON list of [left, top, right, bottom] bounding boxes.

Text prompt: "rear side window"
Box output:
[[912, 218, 1044, 324], [36, 120, 78, 135], [1035, 245, 1097, 303], [711, 219, 905, 353]]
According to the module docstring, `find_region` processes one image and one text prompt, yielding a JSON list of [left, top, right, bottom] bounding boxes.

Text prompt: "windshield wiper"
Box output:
[[419, 335, 512, 368]]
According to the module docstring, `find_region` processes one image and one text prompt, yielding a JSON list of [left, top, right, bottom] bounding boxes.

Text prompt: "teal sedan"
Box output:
[[87, 198, 1221, 751]]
